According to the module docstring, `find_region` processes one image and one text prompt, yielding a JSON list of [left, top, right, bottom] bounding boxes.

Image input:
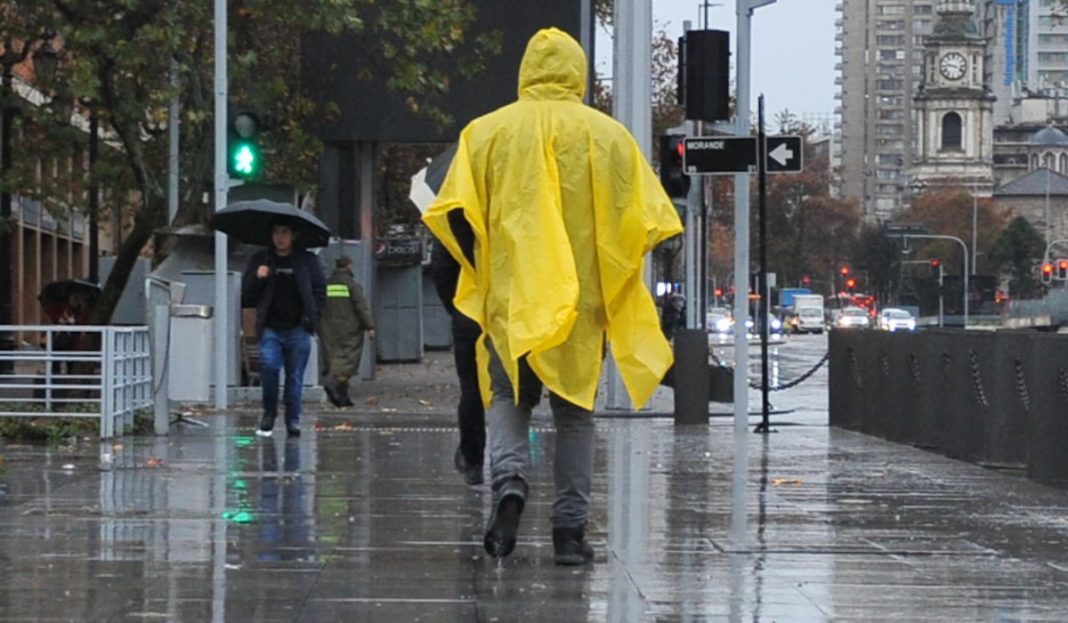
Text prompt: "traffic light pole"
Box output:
[[903, 233, 968, 327], [213, 0, 229, 409], [733, 0, 776, 436]]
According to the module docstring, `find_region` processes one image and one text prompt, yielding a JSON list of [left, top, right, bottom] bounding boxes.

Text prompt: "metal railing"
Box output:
[[0, 325, 153, 438]]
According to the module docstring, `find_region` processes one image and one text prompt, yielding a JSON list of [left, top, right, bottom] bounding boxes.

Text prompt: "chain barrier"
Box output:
[[749, 351, 830, 392], [968, 350, 989, 409], [1058, 368, 1068, 402], [849, 348, 864, 390], [908, 353, 921, 386], [1013, 358, 1031, 414]]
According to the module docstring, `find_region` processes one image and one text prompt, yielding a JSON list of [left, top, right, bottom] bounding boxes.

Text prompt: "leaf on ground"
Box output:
[[418, 399, 432, 406], [145, 457, 164, 468], [771, 478, 803, 486], [334, 422, 354, 430]]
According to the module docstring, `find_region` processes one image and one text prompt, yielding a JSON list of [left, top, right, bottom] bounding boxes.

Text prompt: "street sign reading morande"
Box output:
[[683, 135, 804, 175], [683, 137, 756, 174]]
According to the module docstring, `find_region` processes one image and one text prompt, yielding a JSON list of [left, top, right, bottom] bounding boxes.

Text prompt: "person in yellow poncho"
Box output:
[[423, 27, 682, 565]]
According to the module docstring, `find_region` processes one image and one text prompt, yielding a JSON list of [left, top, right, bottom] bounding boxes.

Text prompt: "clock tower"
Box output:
[[911, 1, 994, 196]]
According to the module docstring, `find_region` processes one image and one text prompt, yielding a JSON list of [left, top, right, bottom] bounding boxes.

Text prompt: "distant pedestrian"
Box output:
[[241, 220, 326, 437], [430, 237, 485, 486], [320, 255, 375, 407], [661, 293, 686, 340], [424, 28, 682, 565]]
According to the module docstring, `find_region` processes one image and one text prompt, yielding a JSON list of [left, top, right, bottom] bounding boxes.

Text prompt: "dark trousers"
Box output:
[[453, 320, 485, 467]]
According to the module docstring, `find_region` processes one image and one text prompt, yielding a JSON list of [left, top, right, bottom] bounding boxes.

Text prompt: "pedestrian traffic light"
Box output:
[[1058, 259, 1068, 280], [228, 110, 261, 179], [1042, 262, 1054, 283], [659, 134, 690, 199], [845, 278, 856, 291]]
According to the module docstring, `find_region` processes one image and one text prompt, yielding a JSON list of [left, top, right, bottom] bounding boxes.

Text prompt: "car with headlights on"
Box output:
[[877, 307, 916, 332]]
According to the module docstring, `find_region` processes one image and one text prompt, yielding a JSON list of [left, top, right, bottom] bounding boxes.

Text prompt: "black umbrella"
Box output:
[[38, 279, 101, 323], [408, 143, 457, 214], [210, 199, 332, 248]]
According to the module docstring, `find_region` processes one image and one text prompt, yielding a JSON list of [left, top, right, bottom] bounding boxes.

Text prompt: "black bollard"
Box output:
[[673, 329, 710, 425]]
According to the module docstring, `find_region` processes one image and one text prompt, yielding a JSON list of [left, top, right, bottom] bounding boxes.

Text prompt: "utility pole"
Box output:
[[732, 0, 776, 434], [608, 0, 652, 410], [214, 0, 229, 408]]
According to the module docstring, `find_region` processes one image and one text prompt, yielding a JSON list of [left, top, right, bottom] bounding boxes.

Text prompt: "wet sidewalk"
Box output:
[[2, 351, 1068, 621]]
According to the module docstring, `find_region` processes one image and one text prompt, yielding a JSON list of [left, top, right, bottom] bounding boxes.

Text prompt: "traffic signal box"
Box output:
[[1042, 262, 1054, 284], [228, 110, 261, 179], [659, 134, 690, 199], [677, 30, 730, 122]]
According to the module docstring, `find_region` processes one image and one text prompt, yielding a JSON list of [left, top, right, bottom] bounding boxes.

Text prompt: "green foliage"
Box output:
[[0, 404, 154, 443], [989, 216, 1045, 299], [3, 0, 494, 324]]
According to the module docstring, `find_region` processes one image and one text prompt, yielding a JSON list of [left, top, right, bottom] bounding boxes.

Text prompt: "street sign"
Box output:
[[684, 137, 756, 174], [765, 135, 803, 173], [684, 135, 805, 175], [884, 223, 929, 237]]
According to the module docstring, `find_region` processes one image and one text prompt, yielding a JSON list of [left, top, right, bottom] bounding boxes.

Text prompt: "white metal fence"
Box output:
[[0, 325, 154, 438]]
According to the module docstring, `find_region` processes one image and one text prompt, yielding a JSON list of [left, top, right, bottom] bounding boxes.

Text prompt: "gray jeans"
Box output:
[[486, 342, 595, 529]]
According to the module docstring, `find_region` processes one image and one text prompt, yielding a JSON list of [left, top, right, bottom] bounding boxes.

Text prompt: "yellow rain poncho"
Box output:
[[423, 27, 683, 410]]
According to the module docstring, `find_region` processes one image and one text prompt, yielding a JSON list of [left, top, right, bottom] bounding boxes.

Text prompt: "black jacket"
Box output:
[[430, 238, 481, 338], [241, 248, 326, 337]]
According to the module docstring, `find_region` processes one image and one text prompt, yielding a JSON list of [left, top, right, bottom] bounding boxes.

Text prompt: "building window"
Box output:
[[1061, 153, 1068, 174], [941, 112, 962, 151]]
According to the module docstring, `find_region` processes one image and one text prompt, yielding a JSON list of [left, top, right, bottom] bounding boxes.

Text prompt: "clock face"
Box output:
[[939, 52, 967, 81]]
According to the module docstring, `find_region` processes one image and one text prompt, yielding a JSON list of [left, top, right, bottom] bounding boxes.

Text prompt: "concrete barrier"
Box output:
[[1027, 334, 1068, 485]]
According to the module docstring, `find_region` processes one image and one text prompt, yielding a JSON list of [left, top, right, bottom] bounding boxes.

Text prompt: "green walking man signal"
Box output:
[[228, 111, 261, 179]]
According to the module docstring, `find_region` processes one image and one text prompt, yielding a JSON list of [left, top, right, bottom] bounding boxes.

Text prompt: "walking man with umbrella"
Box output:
[[216, 201, 329, 438]]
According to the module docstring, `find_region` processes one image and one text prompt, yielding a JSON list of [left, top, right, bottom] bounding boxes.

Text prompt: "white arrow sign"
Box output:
[[769, 142, 793, 167]]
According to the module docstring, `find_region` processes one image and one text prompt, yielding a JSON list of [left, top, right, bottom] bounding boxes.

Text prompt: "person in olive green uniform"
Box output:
[[320, 256, 375, 407]]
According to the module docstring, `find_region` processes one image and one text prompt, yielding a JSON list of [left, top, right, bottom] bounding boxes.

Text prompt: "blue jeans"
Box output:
[[259, 327, 312, 427]]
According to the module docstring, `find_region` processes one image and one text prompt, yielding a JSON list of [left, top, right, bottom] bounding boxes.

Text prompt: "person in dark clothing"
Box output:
[[241, 221, 326, 438], [430, 238, 485, 486], [320, 255, 375, 407]]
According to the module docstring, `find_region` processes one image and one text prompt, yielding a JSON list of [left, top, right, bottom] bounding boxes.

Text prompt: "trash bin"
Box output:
[[168, 304, 213, 402]]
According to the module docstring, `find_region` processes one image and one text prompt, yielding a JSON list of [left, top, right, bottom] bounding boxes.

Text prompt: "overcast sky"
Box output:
[[597, 0, 837, 123]]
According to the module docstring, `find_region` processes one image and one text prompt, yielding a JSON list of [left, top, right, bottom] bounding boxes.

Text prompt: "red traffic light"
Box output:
[[930, 258, 940, 268], [1058, 260, 1067, 271], [801, 275, 810, 285], [676, 141, 685, 159], [714, 287, 723, 297], [840, 266, 850, 276], [1043, 263, 1054, 275], [845, 278, 856, 290]]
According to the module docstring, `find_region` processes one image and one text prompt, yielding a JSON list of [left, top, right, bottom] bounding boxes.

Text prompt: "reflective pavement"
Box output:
[[2, 342, 1068, 621]]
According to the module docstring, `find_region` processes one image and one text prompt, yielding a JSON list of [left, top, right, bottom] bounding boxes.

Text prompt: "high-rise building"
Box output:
[[837, 0, 939, 220], [978, 1, 1068, 110]]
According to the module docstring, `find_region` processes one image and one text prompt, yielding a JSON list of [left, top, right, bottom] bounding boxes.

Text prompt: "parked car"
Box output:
[[833, 306, 870, 329], [877, 307, 916, 332]]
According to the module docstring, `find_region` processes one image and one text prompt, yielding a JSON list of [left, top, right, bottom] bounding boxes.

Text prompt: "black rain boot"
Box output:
[[552, 526, 594, 566], [484, 479, 526, 558]]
